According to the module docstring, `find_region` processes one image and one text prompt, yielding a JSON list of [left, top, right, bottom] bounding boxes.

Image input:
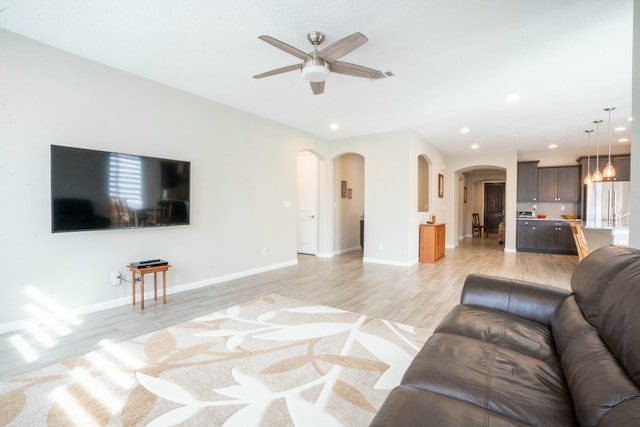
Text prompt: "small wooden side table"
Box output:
[[127, 264, 171, 310], [419, 223, 446, 263]]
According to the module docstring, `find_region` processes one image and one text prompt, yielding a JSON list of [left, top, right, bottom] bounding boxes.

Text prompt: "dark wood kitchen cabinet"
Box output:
[[516, 220, 537, 251], [517, 220, 576, 255], [537, 167, 580, 203], [536, 221, 577, 255], [517, 161, 539, 202], [578, 154, 630, 182]]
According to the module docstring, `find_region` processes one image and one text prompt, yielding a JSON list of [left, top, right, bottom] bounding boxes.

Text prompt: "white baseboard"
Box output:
[[0, 259, 299, 335], [316, 252, 334, 258]]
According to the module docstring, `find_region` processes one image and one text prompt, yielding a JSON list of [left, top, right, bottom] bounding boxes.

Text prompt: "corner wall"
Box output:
[[327, 130, 445, 266]]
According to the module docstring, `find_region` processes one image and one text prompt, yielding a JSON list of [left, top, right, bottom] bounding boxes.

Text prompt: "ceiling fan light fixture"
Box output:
[[302, 57, 330, 82]]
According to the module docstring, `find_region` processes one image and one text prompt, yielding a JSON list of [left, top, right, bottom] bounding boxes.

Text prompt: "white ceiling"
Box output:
[[0, 0, 633, 156]]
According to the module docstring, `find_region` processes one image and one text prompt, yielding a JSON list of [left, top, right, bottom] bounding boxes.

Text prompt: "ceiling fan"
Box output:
[[253, 31, 385, 95]]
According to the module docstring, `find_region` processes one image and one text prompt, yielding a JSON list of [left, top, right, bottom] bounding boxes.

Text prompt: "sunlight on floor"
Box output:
[[71, 367, 123, 414], [9, 286, 84, 363], [99, 339, 145, 370], [8, 335, 39, 363], [52, 340, 146, 424], [85, 351, 136, 390], [51, 387, 100, 427]]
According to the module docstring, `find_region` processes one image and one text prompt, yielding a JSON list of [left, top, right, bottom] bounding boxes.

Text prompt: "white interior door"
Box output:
[[297, 152, 318, 254]]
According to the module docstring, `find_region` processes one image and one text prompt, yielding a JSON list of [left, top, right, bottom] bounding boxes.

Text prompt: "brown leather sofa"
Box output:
[[370, 245, 640, 426]]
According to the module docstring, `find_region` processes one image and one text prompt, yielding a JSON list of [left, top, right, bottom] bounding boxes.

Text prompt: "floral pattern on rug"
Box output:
[[0, 294, 429, 426]]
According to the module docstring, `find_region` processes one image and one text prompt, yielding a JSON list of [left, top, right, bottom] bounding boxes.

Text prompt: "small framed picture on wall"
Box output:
[[438, 174, 444, 198]]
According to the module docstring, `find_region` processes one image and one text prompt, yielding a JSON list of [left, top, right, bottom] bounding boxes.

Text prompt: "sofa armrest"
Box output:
[[461, 273, 572, 326]]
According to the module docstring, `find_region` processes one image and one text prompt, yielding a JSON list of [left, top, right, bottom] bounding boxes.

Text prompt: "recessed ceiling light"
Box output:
[[628, 117, 634, 122], [459, 127, 470, 134], [618, 138, 629, 143], [506, 94, 520, 103], [549, 144, 558, 149], [614, 126, 626, 132], [471, 144, 479, 150], [329, 123, 339, 131]]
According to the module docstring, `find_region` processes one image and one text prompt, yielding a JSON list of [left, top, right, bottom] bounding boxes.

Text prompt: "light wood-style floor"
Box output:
[[0, 235, 577, 381]]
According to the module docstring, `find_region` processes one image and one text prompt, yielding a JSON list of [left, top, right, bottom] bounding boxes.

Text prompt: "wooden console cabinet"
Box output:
[[420, 223, 446, 263]]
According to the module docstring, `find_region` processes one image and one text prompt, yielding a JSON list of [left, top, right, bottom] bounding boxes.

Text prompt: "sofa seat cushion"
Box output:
[[434, 304, 558, 364], [401, 333, 577, 427], [369, 385, 529, 427]]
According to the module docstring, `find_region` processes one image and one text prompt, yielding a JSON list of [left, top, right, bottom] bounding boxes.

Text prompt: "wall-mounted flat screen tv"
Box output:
[[51, 145, 190, 233]]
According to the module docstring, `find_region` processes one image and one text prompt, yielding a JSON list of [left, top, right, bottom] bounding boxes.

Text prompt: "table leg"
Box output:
[[154, 272, 158, 301], [141, 274, 145, 310], [131, 271, 136, 306], [162, 270, 167, 304]]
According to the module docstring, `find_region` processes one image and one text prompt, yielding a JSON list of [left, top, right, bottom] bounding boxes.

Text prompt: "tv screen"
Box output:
[[51, 145, 190, 232]]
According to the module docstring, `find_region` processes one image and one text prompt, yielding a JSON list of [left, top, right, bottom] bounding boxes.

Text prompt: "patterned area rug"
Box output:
[[0, 294, 430, 426]]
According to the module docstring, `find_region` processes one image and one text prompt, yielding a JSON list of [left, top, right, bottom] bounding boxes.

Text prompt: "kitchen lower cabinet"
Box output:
[[516, 221, 537, 251], [517, 220, 577, 255]]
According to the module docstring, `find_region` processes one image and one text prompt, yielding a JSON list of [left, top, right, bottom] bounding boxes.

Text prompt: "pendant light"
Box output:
[[602, 106, 616, 179], [591, 119, 603, 182], [583, 129, 594, 184]]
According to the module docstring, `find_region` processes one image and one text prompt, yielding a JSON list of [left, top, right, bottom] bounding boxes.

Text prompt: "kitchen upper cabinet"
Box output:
[[610, 155, 630, 181], [537, 166, 580, 202], [557, 167, 580, 201], [517, 161, 539, 202], [579, 155, 630, 181]]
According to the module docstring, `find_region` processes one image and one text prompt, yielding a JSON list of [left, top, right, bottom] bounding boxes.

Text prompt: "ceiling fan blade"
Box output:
[[310, 81, 325, 95], [330, 61, 385, 79], [258, 35, 313, 61], [319, 32, 368, 62], [253, 64, 301, 79]]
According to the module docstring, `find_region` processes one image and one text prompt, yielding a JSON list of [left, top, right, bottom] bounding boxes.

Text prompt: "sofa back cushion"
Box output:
[[571, 245, 640, 327], [599, 260, 640, 387], [552, 297, 640, 426]]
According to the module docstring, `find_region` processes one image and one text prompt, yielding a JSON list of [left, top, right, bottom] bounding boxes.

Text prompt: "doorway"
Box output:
[[333, 153, 365, 255], [297, 151, 318, 254], [484, 182, 505, 234]]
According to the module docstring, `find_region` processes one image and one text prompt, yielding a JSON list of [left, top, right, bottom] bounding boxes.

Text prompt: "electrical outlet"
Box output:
[[111, 271, 121, 286]]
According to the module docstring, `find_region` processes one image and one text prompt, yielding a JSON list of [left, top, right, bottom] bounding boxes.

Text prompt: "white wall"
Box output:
[[631, 2, 640, 249], [0, 30, 326, 329]]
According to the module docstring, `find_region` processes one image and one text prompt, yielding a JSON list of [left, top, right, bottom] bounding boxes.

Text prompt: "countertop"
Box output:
[[515, 217, 629, 231], [516, 217, 579, 222]]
